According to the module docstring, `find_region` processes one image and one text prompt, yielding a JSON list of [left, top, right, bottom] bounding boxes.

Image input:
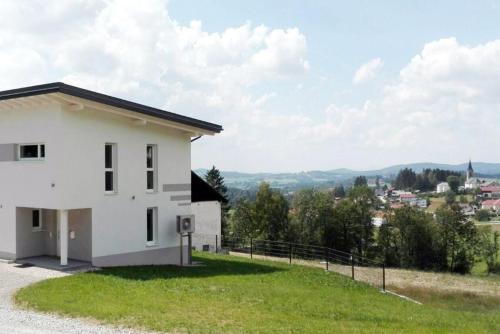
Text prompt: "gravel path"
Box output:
[[0, 262, 154, 334]]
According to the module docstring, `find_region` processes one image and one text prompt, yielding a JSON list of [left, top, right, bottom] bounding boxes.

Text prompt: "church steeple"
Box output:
[[467, 159, 474, 181]]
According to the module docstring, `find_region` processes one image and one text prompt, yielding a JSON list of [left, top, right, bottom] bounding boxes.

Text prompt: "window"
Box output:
[[18, 144, 45, 160], [146, 145, 157, 192], [105, 143, 117, 193], [32, 209, 42, 231], [146, 207, 158, 245]]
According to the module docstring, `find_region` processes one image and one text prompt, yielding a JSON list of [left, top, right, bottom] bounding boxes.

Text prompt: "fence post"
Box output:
[[250, 237, 253, 259], [289, 243, 292, 265], [350, 254, 355, 280], [215, 235, 218, 254], [325, 249, 329, 271], [382, 264, 386, 291]]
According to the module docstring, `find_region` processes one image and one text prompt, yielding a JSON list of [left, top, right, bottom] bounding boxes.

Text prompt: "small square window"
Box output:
[[19, 144, 45, 160]]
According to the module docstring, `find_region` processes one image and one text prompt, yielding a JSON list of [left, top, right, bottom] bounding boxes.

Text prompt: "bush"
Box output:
[[475, 209, 491, 222]]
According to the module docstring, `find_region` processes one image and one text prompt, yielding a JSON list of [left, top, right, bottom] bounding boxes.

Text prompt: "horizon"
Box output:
[[196, 160, 500, 175], [2, 1, 500, 172]]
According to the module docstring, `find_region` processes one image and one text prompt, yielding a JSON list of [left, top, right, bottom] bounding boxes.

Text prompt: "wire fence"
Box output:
[[192, 233, 386, 291]]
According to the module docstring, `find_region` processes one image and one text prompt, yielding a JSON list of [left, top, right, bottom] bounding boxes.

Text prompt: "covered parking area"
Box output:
[[15, 207, 92, 268]]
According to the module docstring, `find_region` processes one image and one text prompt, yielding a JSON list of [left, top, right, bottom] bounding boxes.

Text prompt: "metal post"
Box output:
[[215, 235, 218, 254], [180, 234, 183, 266], [250, 237, 253, 259], [289, 243, 292, 264], [188, 233, 192, 265], [351, 254, 354, 280], [382, 264, 386, 291], [325, 249, 329, 271]]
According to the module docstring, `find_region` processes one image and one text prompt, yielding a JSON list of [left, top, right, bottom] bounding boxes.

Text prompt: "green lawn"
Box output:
[[15, 252, 500, 333]]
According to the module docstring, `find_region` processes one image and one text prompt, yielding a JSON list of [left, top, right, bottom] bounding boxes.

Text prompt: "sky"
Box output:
[[1, 0, 500, 172]]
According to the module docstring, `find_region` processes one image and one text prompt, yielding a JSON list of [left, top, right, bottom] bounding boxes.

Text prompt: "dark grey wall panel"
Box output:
[[171, 195, 191, 201], [0, 144, 16, 161], [162, 184, 191, 192]]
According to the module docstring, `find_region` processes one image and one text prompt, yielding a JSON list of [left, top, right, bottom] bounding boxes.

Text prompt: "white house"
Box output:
[[190, 171, 227, 251], [400, 193, 417, 206], [436, 182, 450, 193], [0, 83, 222, 267]]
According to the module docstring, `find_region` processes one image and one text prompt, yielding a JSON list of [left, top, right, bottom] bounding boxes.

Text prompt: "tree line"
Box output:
[[227, 183, 498, 274], [204, 167, 498, 274], [393, 168, 463, 192]]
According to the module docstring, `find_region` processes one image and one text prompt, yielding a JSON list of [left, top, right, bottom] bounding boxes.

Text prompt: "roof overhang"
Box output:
[[0, 82, 223, 136]]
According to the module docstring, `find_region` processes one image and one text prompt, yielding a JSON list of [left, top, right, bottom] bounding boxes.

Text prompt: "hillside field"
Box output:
[[15, 252, 500, 333]]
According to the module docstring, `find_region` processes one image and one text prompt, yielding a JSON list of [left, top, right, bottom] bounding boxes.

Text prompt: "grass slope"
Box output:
[[15, 252, 500, 334]]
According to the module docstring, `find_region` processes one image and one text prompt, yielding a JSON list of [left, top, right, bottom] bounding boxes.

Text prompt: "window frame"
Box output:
[[32, 209, 42, 232], [104, 143, 117, 194], [18, 143, 46, 161], [146, 144, 157, 193]]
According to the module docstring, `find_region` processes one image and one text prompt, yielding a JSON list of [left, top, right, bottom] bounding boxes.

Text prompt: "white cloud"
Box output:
[[352, 58, 383, 84], [2, 1, 500, 171], [297, 38, 500, 168]]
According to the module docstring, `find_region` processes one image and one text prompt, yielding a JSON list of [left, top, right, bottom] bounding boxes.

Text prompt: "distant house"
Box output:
[[480, 185, 500, 199], [481, 199, 500, 212], [416, 198, 428, 208], [400, 193, 417, 206], [436, 182, 450, 193]]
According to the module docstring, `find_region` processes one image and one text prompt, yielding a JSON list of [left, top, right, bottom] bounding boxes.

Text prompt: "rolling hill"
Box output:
[[195, 162, 500, 190]]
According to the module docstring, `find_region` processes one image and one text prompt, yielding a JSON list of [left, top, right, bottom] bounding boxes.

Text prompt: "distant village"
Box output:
[[369, 161, 500, 226]]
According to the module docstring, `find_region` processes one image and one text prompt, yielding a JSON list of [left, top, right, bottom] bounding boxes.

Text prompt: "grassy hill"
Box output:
[[15, 252, 500, 333]]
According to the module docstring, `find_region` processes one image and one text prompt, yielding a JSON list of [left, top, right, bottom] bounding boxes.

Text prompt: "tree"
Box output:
[[378, 206, 440, 269], [254, 183, 289, 241], [334, 184, 346, 198], [229, 182, 289, 241], [394, 168, 417, 190], [205, 166, 228, 195], [291, 189, 334, 245], [231, 199, 259, 238], [475, 209, 491, 222], [447, 175, 460, 193], [354, 176, 367, 187], [436, 204, 479, 273], [445, 191, 456, 206], [205, 166, 229, 236], [478, 227, 499, 273]]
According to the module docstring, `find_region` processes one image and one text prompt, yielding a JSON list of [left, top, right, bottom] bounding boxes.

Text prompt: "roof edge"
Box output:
[[0, 82, 223, 133]]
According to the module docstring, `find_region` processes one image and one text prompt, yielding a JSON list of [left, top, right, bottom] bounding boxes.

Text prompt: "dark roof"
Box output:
[[191, 171, 227, 203], [0, 82, 223, 133]]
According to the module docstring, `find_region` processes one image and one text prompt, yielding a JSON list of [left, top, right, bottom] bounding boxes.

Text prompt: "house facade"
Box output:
[[0, 83, 222, 267], [482, 199, 500, 212], [436, 182, 450, 193]]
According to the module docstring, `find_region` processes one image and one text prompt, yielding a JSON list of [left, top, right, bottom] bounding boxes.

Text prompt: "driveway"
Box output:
[[0, 262, 152, 334]]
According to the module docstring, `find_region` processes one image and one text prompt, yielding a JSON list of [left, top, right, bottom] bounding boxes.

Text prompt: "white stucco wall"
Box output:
[[0, 104, 64, 258], [0, 101, 194, 263], [191, 201, 221, 250]]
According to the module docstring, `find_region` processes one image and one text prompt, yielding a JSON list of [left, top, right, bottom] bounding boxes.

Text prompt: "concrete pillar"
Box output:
[[59, 209, 68, 266]]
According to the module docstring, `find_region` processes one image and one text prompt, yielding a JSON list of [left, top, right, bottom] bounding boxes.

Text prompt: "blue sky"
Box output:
[[1, 1, 500, 172]]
